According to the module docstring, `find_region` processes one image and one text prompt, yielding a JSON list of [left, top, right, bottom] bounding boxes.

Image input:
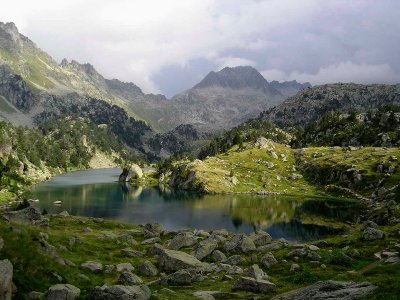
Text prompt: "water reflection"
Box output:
[[29, 168, 360, 242]]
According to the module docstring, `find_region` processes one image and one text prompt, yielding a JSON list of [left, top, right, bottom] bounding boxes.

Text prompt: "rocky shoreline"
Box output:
[[0, 203, 399, 299]]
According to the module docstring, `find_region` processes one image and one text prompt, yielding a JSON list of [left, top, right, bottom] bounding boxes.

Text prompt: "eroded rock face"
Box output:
[[271, 280, 377, 300], [157, 248, 212, 272], [0, 259, 13, 300], [45, 284, 80, 300], [91, 284, 150, 300]]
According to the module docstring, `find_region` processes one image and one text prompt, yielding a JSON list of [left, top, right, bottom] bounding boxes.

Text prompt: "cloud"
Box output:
[[262, 61, 400, 85], [0, 0, 399, 93], [216, 56, 256, 70]]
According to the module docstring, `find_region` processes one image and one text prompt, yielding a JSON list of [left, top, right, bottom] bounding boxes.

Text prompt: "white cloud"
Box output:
[[262, 61, 400, 85], [216, 56, 256, 70]]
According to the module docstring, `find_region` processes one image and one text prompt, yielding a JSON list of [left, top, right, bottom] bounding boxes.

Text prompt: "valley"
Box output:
[[0, 17, 399, 300]]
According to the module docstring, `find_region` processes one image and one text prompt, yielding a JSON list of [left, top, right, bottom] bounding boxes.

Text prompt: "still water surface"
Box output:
[[30, 168, 358, 242]]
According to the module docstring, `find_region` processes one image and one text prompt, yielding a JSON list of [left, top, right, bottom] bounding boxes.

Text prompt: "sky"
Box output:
[[1, 0, 400, 97]]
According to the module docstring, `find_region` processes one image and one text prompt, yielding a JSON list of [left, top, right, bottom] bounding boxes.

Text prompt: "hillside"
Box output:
[[260, 83, 400, 128]]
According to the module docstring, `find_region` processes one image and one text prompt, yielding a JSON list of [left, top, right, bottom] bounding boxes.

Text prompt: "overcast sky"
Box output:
[[1, 0, 400, 96]]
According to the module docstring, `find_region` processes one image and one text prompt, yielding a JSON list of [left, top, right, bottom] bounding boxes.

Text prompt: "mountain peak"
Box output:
[[0, 21, 24, 53], [193, 66, 269, 90]]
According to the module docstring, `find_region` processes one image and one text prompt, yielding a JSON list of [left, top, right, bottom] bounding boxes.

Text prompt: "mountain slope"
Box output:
[[260, 83, 400, 128], [160, 66, 309, 132]]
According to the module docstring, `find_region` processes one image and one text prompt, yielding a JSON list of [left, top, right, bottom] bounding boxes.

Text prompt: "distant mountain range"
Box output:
[[0, 21, 310, 133]]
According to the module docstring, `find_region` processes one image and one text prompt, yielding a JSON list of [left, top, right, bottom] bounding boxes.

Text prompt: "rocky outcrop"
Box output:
[[118, 164, 143, 182], [3, 205, 43, 225], [271, 280, 377, 300], [0, 259, 13, 300], [232, 276, 276, 293]]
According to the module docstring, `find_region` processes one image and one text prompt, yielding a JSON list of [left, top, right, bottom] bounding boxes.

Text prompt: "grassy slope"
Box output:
[[0, 215, 399, 299], [169, 141, 400, 200]]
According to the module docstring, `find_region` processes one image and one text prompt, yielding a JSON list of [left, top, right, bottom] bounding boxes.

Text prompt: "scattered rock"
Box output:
[[193, 291, 239, 299], [212, 250, 227, 262], [249, 231, 272, 246], [360, 221, 379, 231], [141, 237, 161, 245], [193, 239, 218, 260], [232, 276, 276, 293], [290, 263, 300, 273], [158, 248, 212, 272], [121, 248, 143, 258], [45, 284, 80, 300], [167, 232, 197, 250], [118, 272, 143, 285], [58, 211, 69, 217], [260, 253, 278, 268], [138, 261, 158, 277], [224, 255, 245, 266], [224, 234, 256, 254], [91, 284, 150, 300], [363, 227, 384, 240], [257, 242, 283, 252], [81, 261, 103, 273], [271, 280, 377, 300], [246, 264, 268, 280], [165, 269, 199, 286], [104, 265, 115, 274], [0, 259, 13, 300], [3, 205, 42, 224], [116, 263, 134, 273]]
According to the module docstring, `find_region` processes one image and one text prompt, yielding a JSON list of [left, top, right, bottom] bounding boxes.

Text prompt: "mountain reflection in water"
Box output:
[[30, 168, 360, 242]]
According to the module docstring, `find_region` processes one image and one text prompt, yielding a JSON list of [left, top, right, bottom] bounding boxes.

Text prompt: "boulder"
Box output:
[[165, 269, 199, 286], [193, 291, 239, 299], [257, 242, 283, 252], [141, 237, 161, 245], [121, 248, 143, 258], [224, 255, 245, 266], [81, 261, 103, 273], [232, 276, 276, 293], [212, 250, 227, 262], [193, 239, 218, 260], [3, 205, 42, 224], [260, 253, 278, 268], [158, 248, 212, 272], [167, 232, 197, 250], [0, 259, 13, 300], [91, 284, 150, 300], [246, 264, 268, 280], [290, 263, 300, 273], [249, 231, 272, 246], [116, 263, 134, 273], [118, 272, 143, 285], [45, 284, 80, 300], [363, 227, 384, 240], [360, 221, 379, 231], [224, 234, 256, 254], [138, 261, 158, 277], [118, 164, 143, 182], [271, 280, 377, 300]]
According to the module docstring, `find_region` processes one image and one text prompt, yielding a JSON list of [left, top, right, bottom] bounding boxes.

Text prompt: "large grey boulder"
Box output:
[[363, 227, 384, 240], [165, 269, 200, 286], [45, 284, 80, 300], [224, 234, 256, 254], [158, 248, 212, 272], [249, 231, 272, 246], [81, 261, 103, 273], [91, 285, 150, 300], [193, 239, 218, 260], [246, 264, 268, 280], [3, 205, 42, 224], [167, 232, 197, 250], [118, 164, 143, 182], [232, 276, 276, 293], [138, 261, 158, 277], [0, 259, 13, 300], [260, 253, 278, 268], [118, 272, 143, 285], [271, 280, 377, 300]]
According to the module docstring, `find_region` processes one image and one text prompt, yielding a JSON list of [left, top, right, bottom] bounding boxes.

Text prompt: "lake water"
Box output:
[[29, 168, 361, 242]]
